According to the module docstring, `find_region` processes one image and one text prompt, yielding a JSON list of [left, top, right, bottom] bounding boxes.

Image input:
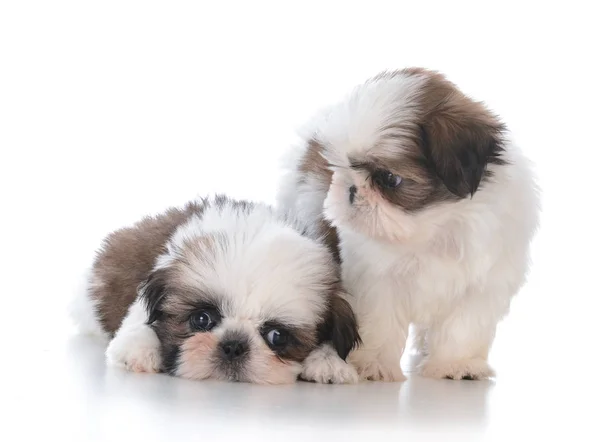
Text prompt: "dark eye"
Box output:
[[373, 170, 402, 189], [264, 329, 289, 349], [189, 310, 219, 331]]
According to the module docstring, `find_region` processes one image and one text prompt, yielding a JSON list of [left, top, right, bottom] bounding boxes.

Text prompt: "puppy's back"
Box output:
[[89, 201, 204, 336]]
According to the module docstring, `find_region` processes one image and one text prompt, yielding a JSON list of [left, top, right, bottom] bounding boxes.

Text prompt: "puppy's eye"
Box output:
[[373, 170, 402, 189], [189, 310, 219, 331], [264, 329, 289, 349]]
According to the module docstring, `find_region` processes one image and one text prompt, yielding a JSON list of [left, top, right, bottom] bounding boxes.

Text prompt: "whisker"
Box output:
[[327, 162, 349, 170], [316, 151, 350, 171]]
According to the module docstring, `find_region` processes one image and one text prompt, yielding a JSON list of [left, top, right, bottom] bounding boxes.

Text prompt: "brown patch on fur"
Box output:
[[415, 71, 506, 198], [261, 323, 318, 363], [298, 139, 333, 180], [297, 139, 341, 261], [349, 154, 449, 211], [284, 328, 318, 362], [89, 200, 206, 335], [317, 284, 361, 360], [315, 218, 341, 263]]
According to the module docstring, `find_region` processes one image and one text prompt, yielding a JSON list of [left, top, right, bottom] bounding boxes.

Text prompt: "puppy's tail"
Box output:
[[67, 269, 109, 343]]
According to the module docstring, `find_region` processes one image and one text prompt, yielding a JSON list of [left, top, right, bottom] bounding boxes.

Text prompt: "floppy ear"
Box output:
[[318, 289, 361, 360], [138, 270, 168, 324], [421, 116, 505, 198]]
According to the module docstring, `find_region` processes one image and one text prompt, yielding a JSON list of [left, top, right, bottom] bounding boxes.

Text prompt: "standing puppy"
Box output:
[[278, 68, 540, 381], [72, 196, 360, 384]]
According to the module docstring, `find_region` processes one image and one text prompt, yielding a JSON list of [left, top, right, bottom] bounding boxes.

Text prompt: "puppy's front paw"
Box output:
[[301, 344, 359, 384], [354, 360, 406, 382], [419, 357, 495, 380], [106, 326, 161, 373]]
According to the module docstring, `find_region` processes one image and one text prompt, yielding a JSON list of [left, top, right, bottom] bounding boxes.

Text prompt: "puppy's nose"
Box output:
[[220, 340, 247, 361], [349, 185, 357, 204]]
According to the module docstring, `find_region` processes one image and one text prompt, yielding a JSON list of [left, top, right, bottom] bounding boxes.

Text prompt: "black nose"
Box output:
[[349, 185, 357, 204], [220, 340, 247, 361]]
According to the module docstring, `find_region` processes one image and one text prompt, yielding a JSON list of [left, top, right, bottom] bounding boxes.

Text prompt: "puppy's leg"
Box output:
[[106, 298, 161, 373], [419, 292, 505, 380], [349, 329, 407, 382], [301, 343, 359, 384], [348, 293, 408, 382]]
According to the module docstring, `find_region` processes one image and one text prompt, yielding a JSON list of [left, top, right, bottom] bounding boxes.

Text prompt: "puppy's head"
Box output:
[[140, 200, 359, 384], [316, 68, 506, 243]]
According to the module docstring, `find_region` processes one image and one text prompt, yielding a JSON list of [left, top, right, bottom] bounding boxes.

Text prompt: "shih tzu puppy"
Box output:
[[278, 68, 540, 381], [72, 195, 360, 384]]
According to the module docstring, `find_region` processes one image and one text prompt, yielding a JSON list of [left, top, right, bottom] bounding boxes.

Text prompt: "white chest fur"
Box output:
[[340, 229, 501, 326]]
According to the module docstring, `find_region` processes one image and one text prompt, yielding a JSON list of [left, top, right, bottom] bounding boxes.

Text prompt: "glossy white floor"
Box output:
[[2, 2, 598, 441]]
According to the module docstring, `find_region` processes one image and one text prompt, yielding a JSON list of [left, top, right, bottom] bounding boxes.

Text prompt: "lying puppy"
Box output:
[[72, 195, 360, 384], [278, 68, 540, 381]]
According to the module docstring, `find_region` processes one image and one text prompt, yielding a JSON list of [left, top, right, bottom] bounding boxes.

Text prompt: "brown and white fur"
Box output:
[[71, 196, 360, 384], [278, 68, 540, 381]]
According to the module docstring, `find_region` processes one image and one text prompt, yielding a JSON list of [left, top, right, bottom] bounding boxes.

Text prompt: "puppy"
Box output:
[[278, 68, 540, 381], [72, 195, 360, 384]]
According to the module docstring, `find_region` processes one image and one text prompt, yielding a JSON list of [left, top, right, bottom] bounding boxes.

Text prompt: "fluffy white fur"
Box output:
[[162, 204, 333, 329], [278, 71, 540, 381], [68, 272, 108, 342], [105, 298, 161, 373]]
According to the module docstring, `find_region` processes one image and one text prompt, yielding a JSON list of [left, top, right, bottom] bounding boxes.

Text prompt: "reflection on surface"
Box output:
[[4, 294, 588, 442], [56, 334, 494, 438]]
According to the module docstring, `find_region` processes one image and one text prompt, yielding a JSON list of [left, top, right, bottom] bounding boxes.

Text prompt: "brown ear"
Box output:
[[318, 289, 361, 360], [420, 115, 505, 198]]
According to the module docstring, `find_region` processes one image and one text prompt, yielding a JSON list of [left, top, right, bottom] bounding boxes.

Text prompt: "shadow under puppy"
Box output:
[[73, 195, 360, 384]]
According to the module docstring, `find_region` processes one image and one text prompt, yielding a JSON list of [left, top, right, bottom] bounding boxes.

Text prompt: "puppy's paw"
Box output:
[[354, 360, 406, 382], [419, 357, 495, 380], [106, 325, 161, 373], [301, 344, 359, 384]]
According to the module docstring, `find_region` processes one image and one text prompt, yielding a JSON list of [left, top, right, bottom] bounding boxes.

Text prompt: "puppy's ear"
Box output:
[[138, 270, 168, 324], [318, 289, 361, 360], [421, 115, 505, 198]]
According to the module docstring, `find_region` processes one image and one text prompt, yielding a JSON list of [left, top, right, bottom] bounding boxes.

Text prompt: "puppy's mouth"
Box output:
[[214, 358, 250, 382]]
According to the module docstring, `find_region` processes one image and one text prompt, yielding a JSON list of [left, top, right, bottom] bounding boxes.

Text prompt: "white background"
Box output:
[[1, 1, 599, 441]]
